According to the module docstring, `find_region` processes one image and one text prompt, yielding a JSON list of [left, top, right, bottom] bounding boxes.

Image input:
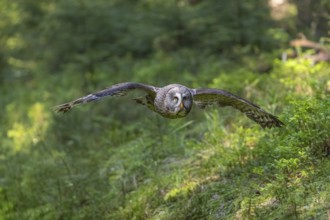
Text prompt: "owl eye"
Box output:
[[173, 96, 179, 102]]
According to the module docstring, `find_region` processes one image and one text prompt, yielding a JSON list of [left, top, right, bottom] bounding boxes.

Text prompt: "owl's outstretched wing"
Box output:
[[192, 88, 284, 128], [54, 82, 159, 113]]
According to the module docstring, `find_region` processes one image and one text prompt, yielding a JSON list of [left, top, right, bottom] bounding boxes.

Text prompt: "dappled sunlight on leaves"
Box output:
[[6, 102, 50, 153], [7, 122, 26, 152], [164, 180, 199, 201], [274, 59, 329, 96]]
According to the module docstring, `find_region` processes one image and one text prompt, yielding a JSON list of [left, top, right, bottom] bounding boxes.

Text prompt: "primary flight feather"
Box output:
[[54, 82, 284, 128]]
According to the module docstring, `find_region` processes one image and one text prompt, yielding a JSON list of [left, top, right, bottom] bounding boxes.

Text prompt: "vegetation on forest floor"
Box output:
[[1, 54, 329, 219], [0, 0, 329, 219]]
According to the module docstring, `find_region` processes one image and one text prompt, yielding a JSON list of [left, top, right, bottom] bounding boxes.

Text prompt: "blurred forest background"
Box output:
[[1, 0, 329, 219]]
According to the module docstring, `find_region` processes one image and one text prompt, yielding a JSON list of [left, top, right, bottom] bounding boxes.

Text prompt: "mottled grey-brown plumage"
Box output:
[[54, 82, 284, 128]]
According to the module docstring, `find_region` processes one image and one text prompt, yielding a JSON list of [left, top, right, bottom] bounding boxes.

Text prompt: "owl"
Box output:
[[54, 82, 284, 128]]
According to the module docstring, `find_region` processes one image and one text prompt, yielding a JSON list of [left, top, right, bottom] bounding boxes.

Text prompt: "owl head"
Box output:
[[155, 84, 193, 119]]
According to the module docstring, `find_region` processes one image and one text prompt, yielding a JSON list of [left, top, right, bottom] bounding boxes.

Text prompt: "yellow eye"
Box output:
[[173, 97, 179, 102]]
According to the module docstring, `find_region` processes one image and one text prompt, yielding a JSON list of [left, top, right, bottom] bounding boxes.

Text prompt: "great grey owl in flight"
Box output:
[[54, 82, 284, 128]]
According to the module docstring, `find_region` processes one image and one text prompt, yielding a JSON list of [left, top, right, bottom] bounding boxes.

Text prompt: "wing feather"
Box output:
[[54, 82, 158, 113], [192, 88, 284, 128]]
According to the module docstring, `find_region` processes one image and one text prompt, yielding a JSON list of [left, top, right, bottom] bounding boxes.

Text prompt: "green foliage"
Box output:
[[1, 0, 330, 219], [2, 53, 329, 220], [1, 0, 277, 78]]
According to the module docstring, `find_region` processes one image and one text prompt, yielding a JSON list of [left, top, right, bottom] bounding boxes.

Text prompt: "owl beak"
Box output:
[[179, 102, 185, 110]]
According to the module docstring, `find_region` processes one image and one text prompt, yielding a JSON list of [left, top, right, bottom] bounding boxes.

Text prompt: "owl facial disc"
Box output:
[[153, 84, 193, 119]]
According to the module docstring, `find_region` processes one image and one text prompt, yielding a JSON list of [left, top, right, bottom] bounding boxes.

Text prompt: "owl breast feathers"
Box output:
[[54, 82, 284, 128]]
